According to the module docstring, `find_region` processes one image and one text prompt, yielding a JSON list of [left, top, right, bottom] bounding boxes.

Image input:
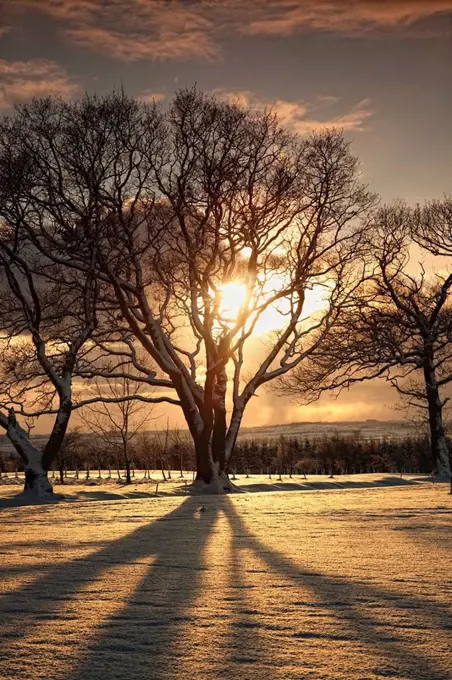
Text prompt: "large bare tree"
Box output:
[[0, 90, 374, 492]]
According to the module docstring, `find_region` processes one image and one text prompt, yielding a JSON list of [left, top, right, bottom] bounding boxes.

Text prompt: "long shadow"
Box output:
[[223, 506, 271, 672], [224, 499, 452, 680], [0, 497, 217, 679], [66, 496, 219, 680]]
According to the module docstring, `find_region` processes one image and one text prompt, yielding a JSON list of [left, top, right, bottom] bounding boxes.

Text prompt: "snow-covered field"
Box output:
[[1, 481, 451, 679]]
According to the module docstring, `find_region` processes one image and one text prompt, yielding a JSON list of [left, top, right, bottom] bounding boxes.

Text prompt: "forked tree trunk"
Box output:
[[193, 435, 236, 493], [179, 361, 246, 492], [2, 411, 55, 499]]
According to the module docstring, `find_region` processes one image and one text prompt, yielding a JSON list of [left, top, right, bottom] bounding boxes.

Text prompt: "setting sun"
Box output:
[[216, 275, 327, 336], [218, 281, 249, 321]]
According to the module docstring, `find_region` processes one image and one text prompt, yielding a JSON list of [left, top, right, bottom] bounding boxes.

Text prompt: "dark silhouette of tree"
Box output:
[[279, 201, 452, 478], [0, 226, 99, 497]]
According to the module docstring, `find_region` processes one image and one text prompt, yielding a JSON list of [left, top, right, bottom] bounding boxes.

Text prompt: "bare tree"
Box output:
[[411, 196, 452, 257], [0, 225, 98, 497], [280, 202, 452, 479], [79, 375, 154, 484], [0, 90, 374, 492]]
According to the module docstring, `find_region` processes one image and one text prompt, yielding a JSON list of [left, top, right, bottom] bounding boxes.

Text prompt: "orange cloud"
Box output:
[[242, 0, 452, 37], [214, 89, 374, 134], [0, 59, 79, 109], [65, 22, 219, 62], [6, 1, 451, 63], [9, 0, 220, 61]]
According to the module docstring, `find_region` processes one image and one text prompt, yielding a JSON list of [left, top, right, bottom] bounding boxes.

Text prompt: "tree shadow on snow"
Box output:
[[0, 496, 217, 680], [2, 496, 452, 680], [223, 499, 452, 680]]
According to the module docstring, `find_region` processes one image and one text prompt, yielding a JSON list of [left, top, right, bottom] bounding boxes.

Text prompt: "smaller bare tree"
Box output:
[[0, 228, 98, 498], [278, 201, 452, 479], [79, 375, 155, 484]]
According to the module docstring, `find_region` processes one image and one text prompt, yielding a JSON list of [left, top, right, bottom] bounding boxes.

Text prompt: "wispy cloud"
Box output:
[[214, 89, 374, 134], [0, 59, 79, 109], [6, 1, 451, 63], [65, 22, 219, 62], [242, 0, 452, 37], [9, 0, 220, 61]]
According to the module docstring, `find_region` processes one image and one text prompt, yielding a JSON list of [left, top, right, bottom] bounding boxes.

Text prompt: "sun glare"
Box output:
[[219, 281, 249, 320], [215, 277, 326, 336]]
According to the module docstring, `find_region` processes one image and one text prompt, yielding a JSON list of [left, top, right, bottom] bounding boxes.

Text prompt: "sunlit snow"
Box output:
[[0, 480, 451, 679]]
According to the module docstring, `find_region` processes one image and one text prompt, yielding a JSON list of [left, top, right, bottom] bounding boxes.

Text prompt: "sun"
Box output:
[[216, 278, 326, 335], [218, 281, 249, 320]]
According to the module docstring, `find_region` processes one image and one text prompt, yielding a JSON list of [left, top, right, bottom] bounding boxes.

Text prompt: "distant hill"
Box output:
[[0, 420, 419, 453], [236, 420, 416, 441]]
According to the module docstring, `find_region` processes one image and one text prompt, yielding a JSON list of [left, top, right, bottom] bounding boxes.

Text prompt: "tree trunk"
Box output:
[[123, 434, 132, 484], [192, 435, 236, 493], [23, 457, 54, 498], [2, 411, 54, 499], [125, 459, 132, 484], [424, 358, 451, 479]]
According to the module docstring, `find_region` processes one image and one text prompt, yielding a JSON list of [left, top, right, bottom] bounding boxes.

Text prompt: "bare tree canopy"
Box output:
[[279, 201, 452, 479], [411, 196, 452, 257], [0, 89, 375, 492]]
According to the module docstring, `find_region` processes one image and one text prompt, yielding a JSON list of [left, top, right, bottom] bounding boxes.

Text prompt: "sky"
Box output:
[[1, 0, 452, 427]]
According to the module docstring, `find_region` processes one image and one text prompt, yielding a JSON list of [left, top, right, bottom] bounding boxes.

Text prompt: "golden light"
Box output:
[[216, 277, 326, 336], [218, 281, 249, 320], [303, 285, 327, 317]]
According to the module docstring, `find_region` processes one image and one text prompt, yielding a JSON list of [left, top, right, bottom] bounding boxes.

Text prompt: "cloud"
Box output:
[[0, 59, 79, 109], [214, 89, 374, 134], [65, 22, 219, 61], [6, 1, 451, 63], [9, 0, 220, 61], [241, 0, 452, 37], [8, 0, 96, 21]]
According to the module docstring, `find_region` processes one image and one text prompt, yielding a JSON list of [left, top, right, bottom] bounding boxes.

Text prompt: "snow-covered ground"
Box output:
[[0, 472, 444, 503], [0, 481, 451, 679]]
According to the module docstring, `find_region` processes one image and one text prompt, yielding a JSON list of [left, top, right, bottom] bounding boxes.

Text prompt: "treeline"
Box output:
[[0, 432, 438, 481], [233, 434, 435, 476]]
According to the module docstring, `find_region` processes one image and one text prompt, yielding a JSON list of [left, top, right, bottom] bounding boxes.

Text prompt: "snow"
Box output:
[[0, 480, 451, 679]]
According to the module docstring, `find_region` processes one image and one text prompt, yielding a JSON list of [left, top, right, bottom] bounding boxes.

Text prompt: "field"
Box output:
[[1, 480, 451, 679], [237, 420, 416, 442]]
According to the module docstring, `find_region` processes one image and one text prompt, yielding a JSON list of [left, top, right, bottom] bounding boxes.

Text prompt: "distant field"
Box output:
[[237, 419, 416, 441], [0, 473, 442, 503]]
